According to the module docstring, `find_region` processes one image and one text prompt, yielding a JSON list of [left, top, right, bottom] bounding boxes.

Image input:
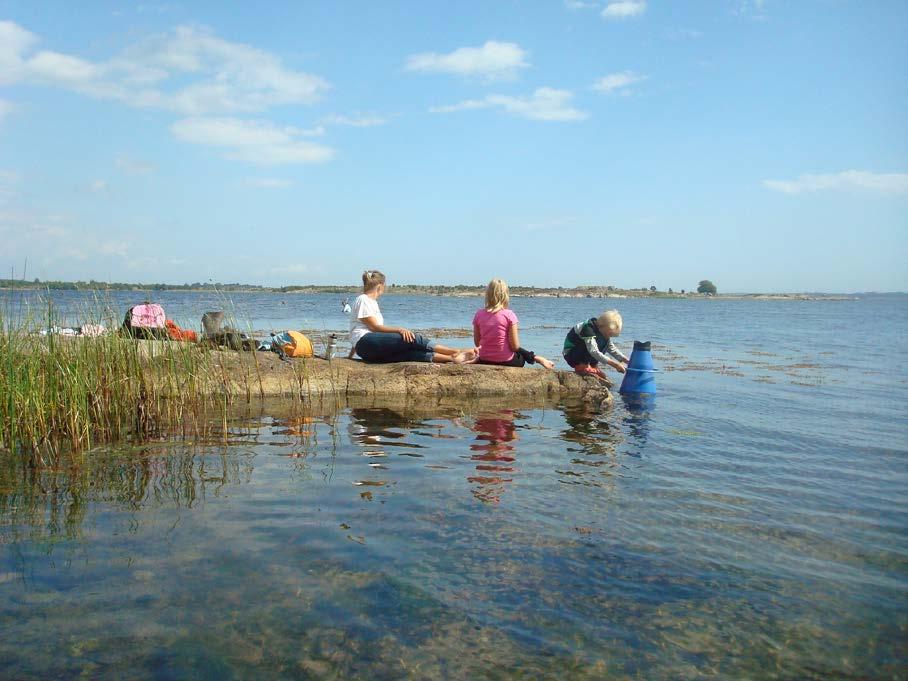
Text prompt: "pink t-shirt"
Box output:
[[473, 308, 519, 362]]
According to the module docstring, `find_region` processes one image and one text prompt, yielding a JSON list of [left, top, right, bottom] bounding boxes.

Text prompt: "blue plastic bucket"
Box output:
[[619, 341, 657, 394]]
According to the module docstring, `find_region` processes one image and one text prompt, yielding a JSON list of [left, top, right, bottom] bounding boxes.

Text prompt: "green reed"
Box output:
[[0, 295, 234, 462], [0, 289, 343, 464]]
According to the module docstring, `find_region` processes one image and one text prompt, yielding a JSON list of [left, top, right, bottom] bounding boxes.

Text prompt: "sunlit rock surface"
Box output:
[[204, 353, 613, 405]]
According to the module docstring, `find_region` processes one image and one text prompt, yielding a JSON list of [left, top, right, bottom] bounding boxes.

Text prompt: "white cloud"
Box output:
[[247, 177, 292, 188], [0, 208, 123, 267], [0, 212, 70, 244], [0, 21, 330, 115], [271, 263, 309, 274], [29, 50, 103, 84], [405, 41, 529, 80], [0, 169, 19, 205], [321, 114, 388, 127], [523, 217, 577, 232], [601, 1, 647, 19], [116, 156, 156, 175], [431, 87, 587, 122], [489, 89, 587, 121], [0, 21, 37, 85], [99, 240, 129, 257], [592, 71, 647, 93], [666, 27, 703, 40], [89, 179, 108, 193], [171, 117, 335, 164], [136, 3, 177, 14], [564, 0, 598, 8], [763, 171, 908, 195], [733, 0, 767, 17], [429, 100, 489, 114]]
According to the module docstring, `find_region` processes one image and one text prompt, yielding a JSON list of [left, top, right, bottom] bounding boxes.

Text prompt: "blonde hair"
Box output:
[[597, 309, 623, 334], [484, 278, 510, 313], [362, 270, 386, 292]]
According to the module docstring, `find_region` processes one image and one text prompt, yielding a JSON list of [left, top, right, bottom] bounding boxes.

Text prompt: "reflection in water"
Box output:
[[466, 410, 519, 504], [0, 399, 904, 679], [348, 408, 428, 453], [619, 392, 656, 417], [619, 393, 655, 454], [558, 401, 623, 492], [346, 407, 430, 483], [0, 443, 252, 542]]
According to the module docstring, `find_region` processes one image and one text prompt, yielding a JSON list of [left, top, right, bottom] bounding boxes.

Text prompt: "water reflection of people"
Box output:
[[620, 393, 655, 450], [466, 410, 519, 504], [347, 407, 429, 463], [558, 402, 623, 491], [561, 401, 620, 458]]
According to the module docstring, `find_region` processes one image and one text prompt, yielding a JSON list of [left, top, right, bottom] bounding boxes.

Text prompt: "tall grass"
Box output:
[[0, 295, 229, 463]]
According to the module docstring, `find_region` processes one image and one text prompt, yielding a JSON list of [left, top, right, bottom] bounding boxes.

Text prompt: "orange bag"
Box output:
[[165, 319, 198, 342], [276, 330, 313, 358]]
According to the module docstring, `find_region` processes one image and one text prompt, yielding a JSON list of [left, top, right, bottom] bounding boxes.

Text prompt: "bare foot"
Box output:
[[536, 356, 555, 370], [453, 348, 478, 364]]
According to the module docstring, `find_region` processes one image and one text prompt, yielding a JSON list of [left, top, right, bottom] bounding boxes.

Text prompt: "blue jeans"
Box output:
[[355, 332, 436, 363]]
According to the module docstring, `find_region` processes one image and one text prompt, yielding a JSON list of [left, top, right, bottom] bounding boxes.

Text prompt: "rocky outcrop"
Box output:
[[207, 353, 613, 406]]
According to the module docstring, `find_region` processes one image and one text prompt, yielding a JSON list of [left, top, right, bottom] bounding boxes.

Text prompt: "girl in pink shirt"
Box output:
[[472, 279, 555, 369]]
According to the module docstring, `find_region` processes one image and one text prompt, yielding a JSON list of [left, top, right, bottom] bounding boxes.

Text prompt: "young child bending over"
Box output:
[[562, 310, 629, 379], [470, 279, 555, 369]]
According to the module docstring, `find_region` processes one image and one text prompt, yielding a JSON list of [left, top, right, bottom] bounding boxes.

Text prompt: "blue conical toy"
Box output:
[[619, 340, 657, 394]]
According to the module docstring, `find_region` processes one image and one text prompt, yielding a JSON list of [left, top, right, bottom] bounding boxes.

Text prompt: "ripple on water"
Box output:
[[2, 294, 907, 678]]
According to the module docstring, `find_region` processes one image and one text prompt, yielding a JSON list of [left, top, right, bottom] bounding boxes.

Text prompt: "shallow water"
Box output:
[[1, 292, 906, 678]]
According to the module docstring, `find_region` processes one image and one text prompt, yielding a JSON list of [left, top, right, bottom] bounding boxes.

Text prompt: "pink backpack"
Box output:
[[128, 303, 165, 328]]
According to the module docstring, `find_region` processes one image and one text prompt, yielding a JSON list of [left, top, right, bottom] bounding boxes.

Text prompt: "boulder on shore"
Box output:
[[207, 353, 613, 406]]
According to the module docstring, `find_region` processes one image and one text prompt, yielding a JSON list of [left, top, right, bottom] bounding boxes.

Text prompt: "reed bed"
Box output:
[[0, 296, 235, 463]]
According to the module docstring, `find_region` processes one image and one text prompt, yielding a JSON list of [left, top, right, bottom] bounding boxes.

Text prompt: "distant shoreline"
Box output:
[[0, 280, 863, 300]]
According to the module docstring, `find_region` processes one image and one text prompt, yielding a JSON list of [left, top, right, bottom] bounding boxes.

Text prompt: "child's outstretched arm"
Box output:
[[604, 337, 629, 364], [583, 335, 626, 373]]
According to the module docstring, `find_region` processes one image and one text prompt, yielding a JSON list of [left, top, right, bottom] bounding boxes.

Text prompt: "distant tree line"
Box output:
[[0, 277, 722, 296], [0, 278, 272, 292]]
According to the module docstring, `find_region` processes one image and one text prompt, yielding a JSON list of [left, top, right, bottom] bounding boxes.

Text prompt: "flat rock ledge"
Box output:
[[206, 353, 612, 405]]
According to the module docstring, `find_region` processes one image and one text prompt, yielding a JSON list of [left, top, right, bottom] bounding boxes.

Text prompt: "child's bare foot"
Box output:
[[536, 356, 555, 370], [453, 348, 478, 364]]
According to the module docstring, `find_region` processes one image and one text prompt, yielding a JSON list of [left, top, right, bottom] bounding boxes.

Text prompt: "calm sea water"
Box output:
[[1, 291, 906, 679]]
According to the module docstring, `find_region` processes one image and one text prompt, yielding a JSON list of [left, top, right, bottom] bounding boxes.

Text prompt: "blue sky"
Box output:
[[0, 0, 905, 292]]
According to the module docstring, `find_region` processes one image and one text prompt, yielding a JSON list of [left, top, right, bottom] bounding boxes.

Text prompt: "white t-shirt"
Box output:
[[349, 293, 383, 355]]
